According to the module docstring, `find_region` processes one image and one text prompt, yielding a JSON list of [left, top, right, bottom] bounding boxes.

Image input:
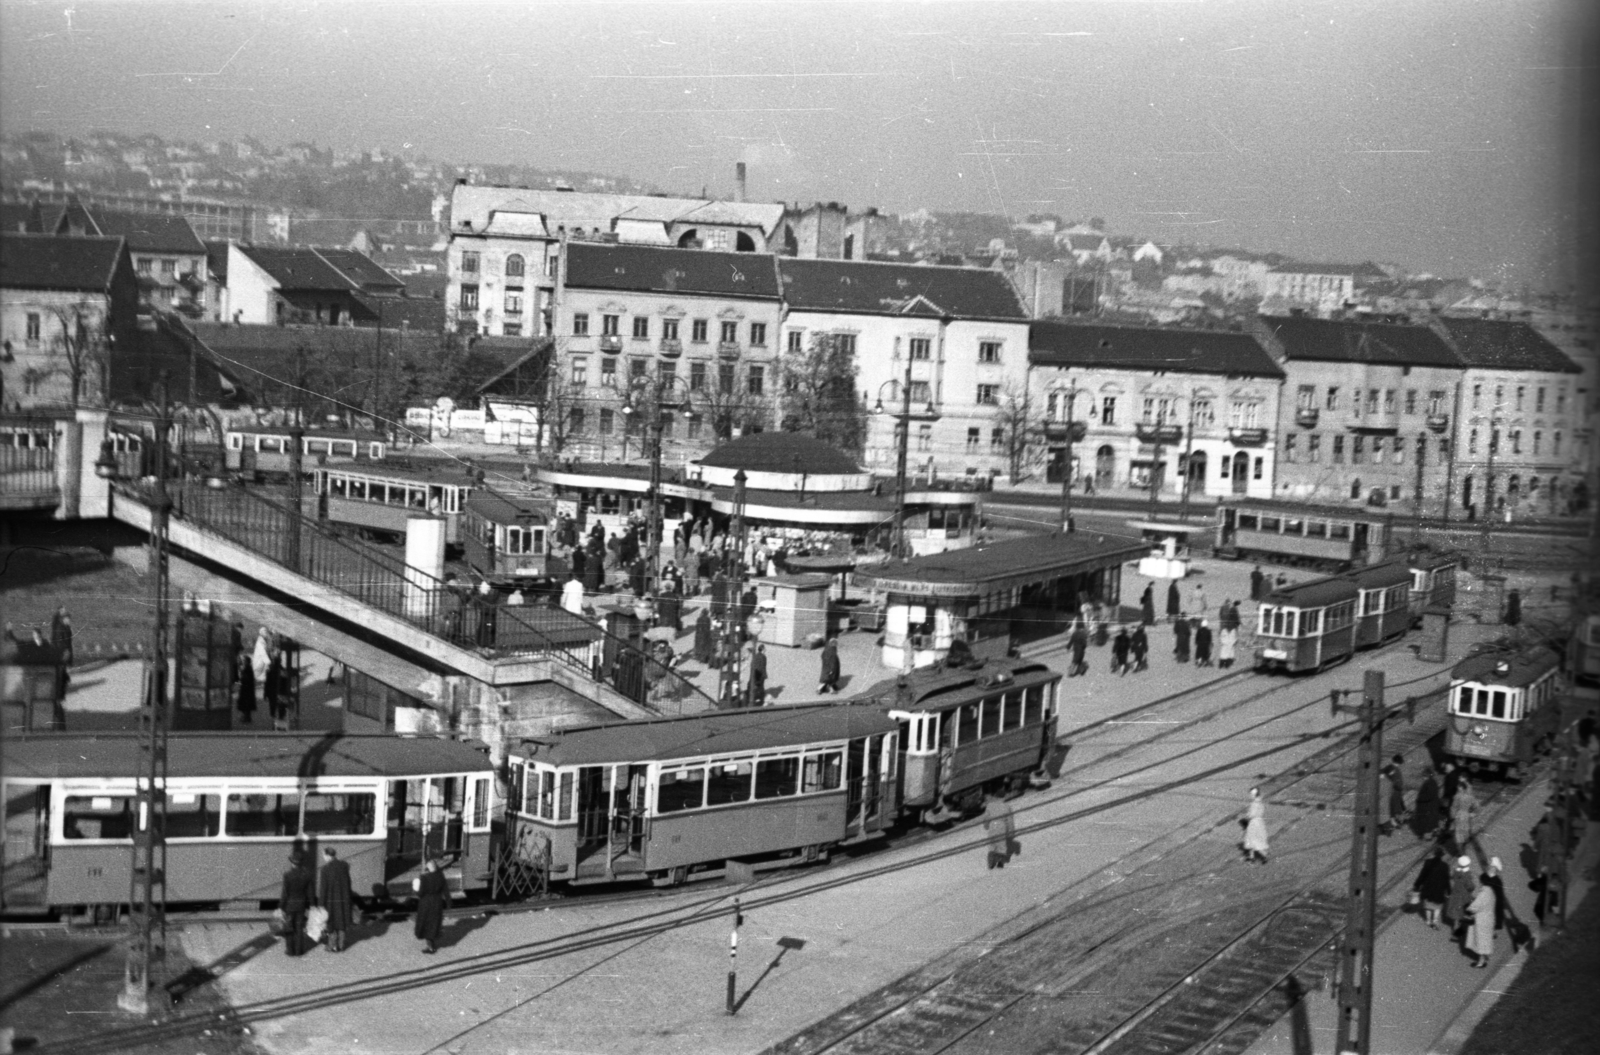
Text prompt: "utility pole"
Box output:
[[646, 387, 663, 598], [1053, 383, 1083, 534], [1412, 435, 1427, 544], [891, 352, 913, 559], [719, 470, 748, 707], [1480, 412, 1499, 562], [1177, 416, 1195, 522], [1332, 670, 1386, 1055], [120, 375, 172, 1016]]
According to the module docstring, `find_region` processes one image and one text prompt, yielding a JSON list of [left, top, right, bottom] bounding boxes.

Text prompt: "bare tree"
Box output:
[[994, 383, 1044, 484], [45, 300, 111, 408], [780, 332, 867, 456]]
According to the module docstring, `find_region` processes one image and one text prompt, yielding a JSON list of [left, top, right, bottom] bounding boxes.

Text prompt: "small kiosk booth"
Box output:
[[853, 532, 1147, 669], [1127, 520, 1200, 580]]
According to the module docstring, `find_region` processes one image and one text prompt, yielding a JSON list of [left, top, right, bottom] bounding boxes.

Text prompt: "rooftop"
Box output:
[[1433, 316, 1580, 374], [853, 531, 1146, 598], [1261, 315, 1462, 369], [698, 431, 861, 475], [1451, 646, 1562, 688], [0, 233, 126, 293], [84, 210, 205, 255], [778, 257, 1028, 321], [1029, 321, 1284, 378], [565, 242, 782, 300], [450, 184, 785, 239]]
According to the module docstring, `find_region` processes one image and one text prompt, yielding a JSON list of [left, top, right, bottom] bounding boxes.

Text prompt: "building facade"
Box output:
[[1027, 321, 1285, 502]]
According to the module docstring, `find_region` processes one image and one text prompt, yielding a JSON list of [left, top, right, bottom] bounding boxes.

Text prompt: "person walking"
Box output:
[[1173, 616, 1191, 664], [1140, 584, 1155, 627], [692, 607, 714, 665], [1465, 876, 1497, 968], [265, 646, 288, 730], [279, 851, 315, 957], [1444, 854, 1477, 939], [1250, 565, 1265, 601], [1413, 767, 1444, 839], [1242, 787, 1269, 863], [1450, 778, 1479, 854], [984, 797, 1017, 870], [1441, 761, 1462, 810], [318, 847, 354, 952], [1412, 846, 1451, 928], [1194, 620, 1213, 667], [1111, 625, 1131, 676], [1191, 583, 1206, 620], [749, 644, 768, 706], [413, 858, 448, 954], [236, 651, 257, 725], [818, 637, 841, 694], [1217, 625, 1238, 669], [1068, 621, 1089, 678], [1381, 754, 1408, 835], [49, 606, 73, 665], [1166, 580, 1181, 623], [1130, 624, 1149, 672]]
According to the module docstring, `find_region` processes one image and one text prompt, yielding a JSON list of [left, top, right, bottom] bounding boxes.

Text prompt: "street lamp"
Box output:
[[621, 371, 698, 597], [872, 360, 939, 559], [1044, 382, 1087, 533]]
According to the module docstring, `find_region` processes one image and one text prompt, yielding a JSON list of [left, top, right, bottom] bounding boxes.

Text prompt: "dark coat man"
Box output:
[[749, 646, 768, 706], [692, 609, 715, 664], [1250, 566, 1265, 601], [50, 607, 73, 664], [1166, 580, 1181, 620], [236, 654, 257, 724], [1173, 617, 1191, 663], [413, 860, 449, 954], [1194, 622, 1213, 666], [318, 848, 354, 951], [1068, 624, 1088, 676], [1130, 625, 1149, 671], [280, 853, 315, 956], [1140, 585, 1156, 627], [819, 638, 841, 694], [1111, 627, 1131, 674]]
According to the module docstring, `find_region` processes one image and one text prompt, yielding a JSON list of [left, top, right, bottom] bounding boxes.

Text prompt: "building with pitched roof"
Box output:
[[0, 233, 138, 411], [1431, 315, 1584, 519], [55, 208, 207, 316], [220, 243, 404, 326], [1256, 315, 1464, 513], [777, 258, 1032, 482], [1027, 321, 1285, 500]]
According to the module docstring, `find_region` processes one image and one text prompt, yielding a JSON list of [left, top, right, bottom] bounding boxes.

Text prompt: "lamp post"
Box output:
[[719, 469, 748, 707], [622, 371, 697, 598], [1045, 382, 1087, 534], [873, 360, 938, 558]]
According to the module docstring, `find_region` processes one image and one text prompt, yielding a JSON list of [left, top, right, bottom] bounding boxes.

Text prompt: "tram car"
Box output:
[[462, 489, 559, 584], [1444, 647, 1565, 779], [1570, 614, 1600, 686], [0, 733, 495, 915], [1407, 553, 1458, 620], [1350, 559, 1415, 649], [1253, 575, 1359, 674], [225, 427, 386, 481], [1215, 499, 1394, 572], [314, 463, 474, 545], [507, 705, 901, 888]]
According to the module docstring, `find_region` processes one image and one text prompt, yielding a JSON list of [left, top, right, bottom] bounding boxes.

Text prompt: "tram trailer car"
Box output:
[[0, 734, 495, 915], [1215, 501, 1393, 572], [1350, 560, 1415, 649], [1569, 614, 1600, 687], [315, 464, 473, 545], [861, 659, 1064, 820], [225, 428, 386, 482], [1408, 555, 1459, 621], [1445, 648, 1564, 779], [1254, 576, 1359, 674], [508, 705, 900, 888], [463, 490, 559, 585]]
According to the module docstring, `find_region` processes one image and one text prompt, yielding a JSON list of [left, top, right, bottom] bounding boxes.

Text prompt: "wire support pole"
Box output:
[[1332, 669, 1385, 1055]]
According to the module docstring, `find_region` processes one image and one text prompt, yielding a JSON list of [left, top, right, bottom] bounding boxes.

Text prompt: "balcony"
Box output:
[[1134, 423, 1184, 445], [717, 341, 741, 360], [659, 338, 682, 358], [1043, 420, 1088, 444], [1227, 427, 1269, 447], [1426, 412, 1450, 434], [599, 334, 623, 354], [1294, 407, 1320, 428]]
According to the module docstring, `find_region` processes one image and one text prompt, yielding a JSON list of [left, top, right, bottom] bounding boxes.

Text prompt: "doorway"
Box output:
[[1094, 445, 1115, 491], [1230, 452, 1250, 494]]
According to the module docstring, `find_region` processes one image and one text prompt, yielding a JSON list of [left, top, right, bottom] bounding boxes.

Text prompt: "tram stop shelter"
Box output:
[[852, 532, 1146, 669], [1127, 519, 1201, 580]]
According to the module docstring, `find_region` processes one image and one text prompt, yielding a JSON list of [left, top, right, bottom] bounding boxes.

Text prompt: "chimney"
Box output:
[[735, 162, 747, 203]]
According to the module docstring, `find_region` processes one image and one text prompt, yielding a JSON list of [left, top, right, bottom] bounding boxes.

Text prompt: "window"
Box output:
[[1490, 427, 1500, 454], [160, 258, 175, 276], [505, 526, 544, 555], [459, 284, 479, 310], [64, 795, 135, 840], [1405, 390, 1417, 414], [976, 384, 999, 405], [1254, 456, 1264, 480], [1510, 429, 1521, 455], [706, 760, 753, 805], [1472, 384, 1482, 410], [802, 752, 843, 793], [755, 756, 800, 799], [1101, 396, 1117, 425], [1192, 398, 1214, 426], [1371, 436, 1384, 460], [1469, 429, 1478, 455], [687, 416, 701, 439], [966, 427, 980, 452], [718, 362, 735, 395], [907, 380, 931, 404], [225, 792, 301, 837], [1366, 389, 1380, 414], [1229, 401, 1259, 428], [136, 257, 153, 274], [750, 322, 767, 346], [600, 358, 617, 386], [720, 320, 738, 344], [506, 254, 525, 278], [1554, 431, 1562, 456], [835, 333, 857, 355], [1537, 387, 1546, 412], [461, 251, 480, 273], [630, 357, 648, 380], [979, 341, 1001, 363], [1383, 389, 1396, 413], [1393, 438, 1405, 464], [692, 318, 708, 342], [1308, 434, 1322, 462], [1516, 386, 1526, 411], [1023, 685, 1044, 725], [662, 318, 679, 341], [602, 314, 620, 336], [659, 360, 676, 385], [1325, 387, 1339, 411], [1429, 390, 1446, 414], [571, 357, 588, 386], [917, 424, 932, 451], [502, 323, 521, 336], [165, 793, 223, 839], [657, 767, 705, 813], [991, 427, 1005, 451], [599, 408, 614, 435], [1296, 385, 1316, 410], [1557, 387, 1567, 413], [25, 312, 40, 342], [301, 792, 376, 835], [689, 361, 706, 391], [632, 316, 649, 339], [569, 408, 585, 434], [787, 330, 803, 354], [747, 365, 764, 395], [1284, 434, 1298, 462], [504, 291, 523, 315], [1352, 435, 1364, 464], [957, 702, 979, 745], [1333, 435, 1345, 463], [909, 337, 932, 361], [572, 312, 589, 336]]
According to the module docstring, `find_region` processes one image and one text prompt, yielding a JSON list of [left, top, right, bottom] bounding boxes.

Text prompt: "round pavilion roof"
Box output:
[[697, 432, 861, 475]]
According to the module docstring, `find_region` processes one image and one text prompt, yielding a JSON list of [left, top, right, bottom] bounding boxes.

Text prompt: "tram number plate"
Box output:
[[1261, 649, 1288, 660], [1459, 740, 1493, 756]]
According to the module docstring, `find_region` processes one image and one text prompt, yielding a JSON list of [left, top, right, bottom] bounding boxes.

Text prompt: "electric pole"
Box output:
[[1332, 670, 1385, 1055]]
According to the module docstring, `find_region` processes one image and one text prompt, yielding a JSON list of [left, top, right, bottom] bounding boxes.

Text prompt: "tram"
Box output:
[[314, 463, 474, 545], [0, 733, 496, 915], [1350, 560, 1414, 648], [1408, 554, 1459, 619], [1215, 499, 1394, 572], [1253, 575, 1359, 674], [225, 427, 386, 481], [1443, 647, 1565, 779], [1568, 614, 1600, 687], [462, 490, 557, 584]]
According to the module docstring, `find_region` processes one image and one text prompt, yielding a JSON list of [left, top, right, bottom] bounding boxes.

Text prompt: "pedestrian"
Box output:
[[1173, 616, 1191, 664], [50, 606, 73, 664], [1220, 600, 1241, 632], [318, 847, 353, 952], [413, 858, 448, 954], [1192, 583, 1206, 620], [1465, 876, 1496, 968], [1166, 580, 1181, 622], [1450, 777, 1478, 853], [1275, 571, 1288, 589], [280, 850, 314, 957], [562, 576, 585, 615], [265, 646, 288, 730], [1130, 624, 1149, 672], [629, 557, 646, 598], [692, 607, 715, 665], [1194, 620, 1213, 667], [1479, 856, 1509, 934], [1111, 625, 1130, 675], [1068, 620, 1089, 677], [1413, 768, 1443, 839], [236, 651, 256, 725], [251, 628, 271, 688], [1505, 589, 1522, 627], [1412, 846, 1451, 928], [749, 644, 768, 705], [1218, 625, 1238, 669], [818, 636, 841, 694], [1381, 754, 1408, 835], [1444, 854, 1476, 938], [1242, 787, 1269, 863], [229, 620, 244, 684], [1250, 565, 1265, 601], [1140, 584, 1155, 627], [1441, 761, 1462, 809], [984, 797, 1017, 870]]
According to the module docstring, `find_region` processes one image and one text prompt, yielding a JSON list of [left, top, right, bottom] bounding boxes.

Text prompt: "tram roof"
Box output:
[[853, 532, 1146, 599], [516, 705, 899, 766], [1451, 646, 1561, 688], [1217, 497, 1395, 524], [1260, 574, 1357, 609], [226, 426, 384, 441], [855, 658, 1059, 709], [467, 489, 552, 522], [1348, 559, 1413, 590], [0, 733, 494, 781], [323, 461, 478, 485]]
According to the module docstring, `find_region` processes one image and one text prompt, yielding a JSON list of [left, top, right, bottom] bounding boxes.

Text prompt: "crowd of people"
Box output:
[[1062, 578, 1253, 679]]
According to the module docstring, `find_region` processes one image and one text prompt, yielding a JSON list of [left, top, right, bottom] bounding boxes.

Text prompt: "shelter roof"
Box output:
[[1260, 316, 1462, 368], [312, 248, 407, 292], [853, 532, 1146, 598], [1433, 316, 1580, 374], [778, 258, 1028, 321], [1029, 321, 1283, 378], [565, 242, 781, 299], [0, 233, 126, 293], [1, 733, 493, 780], [698, 431, 861, 474]]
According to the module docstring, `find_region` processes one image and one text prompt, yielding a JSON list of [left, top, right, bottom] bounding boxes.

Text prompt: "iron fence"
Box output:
[[0, 417, 62, 501]]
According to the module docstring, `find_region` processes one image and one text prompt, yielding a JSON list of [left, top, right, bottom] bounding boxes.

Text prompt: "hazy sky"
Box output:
[[2, 1, 1593, 289]]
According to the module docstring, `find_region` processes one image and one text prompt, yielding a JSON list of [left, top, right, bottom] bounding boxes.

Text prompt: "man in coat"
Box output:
[[280, 851, 315, 957], [49, 606, 73, 665], [413, 858, 449, 954], [818, 637, 841, 694], [1130, 624, 1149, 672], [692, 608, 715, 665], [1166, 580, 1181, 622], [1111, 625, 1131, 676], [1193, 620, 1213, 667], [1068, 621, 1089, 677], [1250, 565, 1265, 601], [749, 644, 769, 706], [318, 847, 354, 952], [1173, 616, 1191, 664], [1140, 584, 1155, 627]]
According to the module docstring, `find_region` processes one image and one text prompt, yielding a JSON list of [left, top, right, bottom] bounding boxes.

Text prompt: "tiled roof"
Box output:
[[235, 245, 402, 294], [697, 431, 861, 474], [86, 210, 205, 255], [1029, 321, 1284, 378], [313, 248, 406, 292], [1064, 233, 1108, 251], [204, 240, 229, 282], [565, 242, 781, 299], [450, 185, 785, 238], [778, 258, 1027, 320], [0, 233, 125, 292], [1433, 317, 1580, 374], [1261, 315, 1462, 368], [1268, 262, 1364, 275]]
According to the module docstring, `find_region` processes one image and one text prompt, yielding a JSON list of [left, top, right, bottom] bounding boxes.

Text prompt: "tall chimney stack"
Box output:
[[735, 162, 747, 202]]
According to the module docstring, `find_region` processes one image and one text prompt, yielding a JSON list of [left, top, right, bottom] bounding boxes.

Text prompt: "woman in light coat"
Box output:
[[1242, 787, 1269, 864], [1465, 879, 1497, 968]]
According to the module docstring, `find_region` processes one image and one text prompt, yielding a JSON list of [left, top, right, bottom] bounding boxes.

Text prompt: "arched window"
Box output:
[[1508, 474, 1520, 496], [736, 231, 756, 252], [506, 254, 525, 278]]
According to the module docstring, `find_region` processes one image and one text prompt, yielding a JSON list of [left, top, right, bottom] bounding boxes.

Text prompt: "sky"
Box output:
[[2, 0, 1595, 290]]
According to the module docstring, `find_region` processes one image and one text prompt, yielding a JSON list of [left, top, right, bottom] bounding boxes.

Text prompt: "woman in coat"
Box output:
[[1140, 584, 1156, 627], [1412, 769, 1444, 839], [1412, 846, 1451, 928], [1465, 879, 1497, 967], [318, 847, 354, 952], [236, 652, 257, 725], [413, 858, 449, 954], [692, 608, 715, 665], [1217, 626, 1238, 669], [1242, 787, 1269, 863], [1450, 779, 1478, 853], [1166, 580, 1181, 622], [1381, 754, 1408, 835], [818, 637, 841, 694], [1173, 617, 1191, 664], [279, 851, 315, 957], [1444, 855, 1477, 937]]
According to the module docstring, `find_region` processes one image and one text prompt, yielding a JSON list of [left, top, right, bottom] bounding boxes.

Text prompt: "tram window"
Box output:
[[369, 443, 383, 459], [307, 439, 330, 455], [556, 773, 572, 822], [656, 767, 706, 814], [1238, 514, 1259, 530], [349, 480, 366, 500], [522, 768, 539, 816], [1003, 690, 1023, 730], [1305, 521, 1327, 539], [707, 760, 753, 805], [1283, 519, 1303, 536], [1259, 516, 1281, 532], [981, 696, 1002, 737], [1455, 687, 1474, 714], [225, 792, 302, 837], [63, 795, 135, 840], [335, 441, 356, 458], [302, 792, 377, 836], [509, 764, 525, 815], [755, 756, 800, 799], [936, 713, 950, 749], [957, 702, 980, 745], [259, 437, 285, 453], [227, 433, 243, 450], [802, 751, 843, 793], [1329, 523, 1351, 541], [1303, 609, 1322, 634], [164, 793, 222, 838], [1491, 691, 1507, 720], [1267, 608, 1284, 636], [330, 476, 347, 497], [410, 488, 427, 509], [538, 770, 556, 818], [1023, 686, 1044, 725]]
